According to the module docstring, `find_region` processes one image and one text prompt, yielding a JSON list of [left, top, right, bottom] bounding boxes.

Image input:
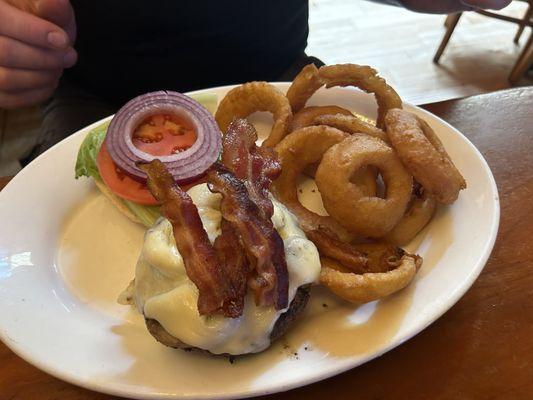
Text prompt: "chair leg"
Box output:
[[434, 13, 463, 64], [444, 14, 454, 28], [514, 3, 532, 44], [509, 31, 533, 84]]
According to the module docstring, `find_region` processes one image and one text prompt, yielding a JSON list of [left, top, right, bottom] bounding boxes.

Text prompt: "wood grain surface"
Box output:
[[0, 176, 12, 189], [1, 87, 532, 400]]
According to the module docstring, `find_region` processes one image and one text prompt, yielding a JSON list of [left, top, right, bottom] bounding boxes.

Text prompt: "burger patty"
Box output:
[[144, 286, 310, 355]]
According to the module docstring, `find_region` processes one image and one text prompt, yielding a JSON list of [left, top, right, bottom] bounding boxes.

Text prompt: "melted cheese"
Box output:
[[132, 184, 321, 355]]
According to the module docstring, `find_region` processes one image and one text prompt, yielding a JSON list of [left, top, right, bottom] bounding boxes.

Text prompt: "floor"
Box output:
[[1, 1, 532, 174], [307, 0, 532, 105]]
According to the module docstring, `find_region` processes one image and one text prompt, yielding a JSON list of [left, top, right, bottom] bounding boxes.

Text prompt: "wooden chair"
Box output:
[[433, 1, 533, 84]]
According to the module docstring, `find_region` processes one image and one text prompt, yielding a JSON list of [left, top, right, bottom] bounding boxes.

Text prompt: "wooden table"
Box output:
[[1, 87, 532, 400]]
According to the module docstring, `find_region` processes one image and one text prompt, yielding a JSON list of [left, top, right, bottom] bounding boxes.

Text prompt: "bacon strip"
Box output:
[[139, 119, 289, 315], [208, 163, 289, 310], [221, 119, 281, 219], [139, 160, 243, 317], [213, 219, 248, 313]]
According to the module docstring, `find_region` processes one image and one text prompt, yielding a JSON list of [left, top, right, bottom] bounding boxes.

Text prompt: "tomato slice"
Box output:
[[97, 141, 158, 205], [132, 114, 197, 156], [97, 113, 203, 206], [96, 141, 207, 206]]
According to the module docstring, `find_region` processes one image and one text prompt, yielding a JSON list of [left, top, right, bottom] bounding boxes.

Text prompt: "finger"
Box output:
[[0, 85, 56, 109], [0, 36, 77, 69], [0, 0, 70, 50], [461, 0, 512, 9], [0, 66, 62, 92], [36, 0, 76, 42], [2, 0, 38, 13]]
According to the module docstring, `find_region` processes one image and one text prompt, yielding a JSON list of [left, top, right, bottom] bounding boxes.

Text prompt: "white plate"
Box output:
[[0, 84, 499, 399]]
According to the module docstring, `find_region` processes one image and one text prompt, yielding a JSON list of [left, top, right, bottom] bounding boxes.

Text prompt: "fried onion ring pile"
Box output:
[[214, 63, 466, 305]]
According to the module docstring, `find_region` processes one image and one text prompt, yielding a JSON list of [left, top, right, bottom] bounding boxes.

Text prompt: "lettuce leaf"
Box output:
[[190, 92, 218, 115], [74, 121, 108, 180], [123, 200, 161, 227], [74, 92, 218, 227]]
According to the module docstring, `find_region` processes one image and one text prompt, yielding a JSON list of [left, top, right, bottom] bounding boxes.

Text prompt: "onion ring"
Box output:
[[286, 64, 324, 113], [290, 107, 378, 197], [303, 163, 377, 198], [304, 228, 368, 273], [313, 114, 388, 142], [385, 109, 466, 204], [350, 166, 378, 197], [315, 134, 413, 237], [305, 230, 409, 274], [290, 105, 353, 131], [319, 252, 422, 303], [384, 184, 437, 246], [285, 63, 402, 128], [271, 125, 355, 242], [215, 82, 292, 148], [319, 64, 402, 128], [300, 126, 377, 198], [348, 242, 413, 273]]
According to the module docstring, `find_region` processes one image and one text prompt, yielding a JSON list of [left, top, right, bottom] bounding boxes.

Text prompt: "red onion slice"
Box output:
[[106, 91, 222, 183]]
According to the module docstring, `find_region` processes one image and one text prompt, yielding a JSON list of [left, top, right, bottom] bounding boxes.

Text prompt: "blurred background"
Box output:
[[307, 0, 532, 104], [0, 0, 531, 175]]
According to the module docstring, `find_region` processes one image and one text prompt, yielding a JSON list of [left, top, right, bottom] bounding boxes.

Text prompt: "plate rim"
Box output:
[[0, 83, 500, 399]]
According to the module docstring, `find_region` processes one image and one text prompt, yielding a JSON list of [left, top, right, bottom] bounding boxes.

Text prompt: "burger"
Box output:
[[75, 93, 320, 355], [119, 182, 320, 355]]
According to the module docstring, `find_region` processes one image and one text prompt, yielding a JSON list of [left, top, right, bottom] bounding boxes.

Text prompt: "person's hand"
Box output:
[[0, 0, 76, 109], [401, 0, 512, 13]]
